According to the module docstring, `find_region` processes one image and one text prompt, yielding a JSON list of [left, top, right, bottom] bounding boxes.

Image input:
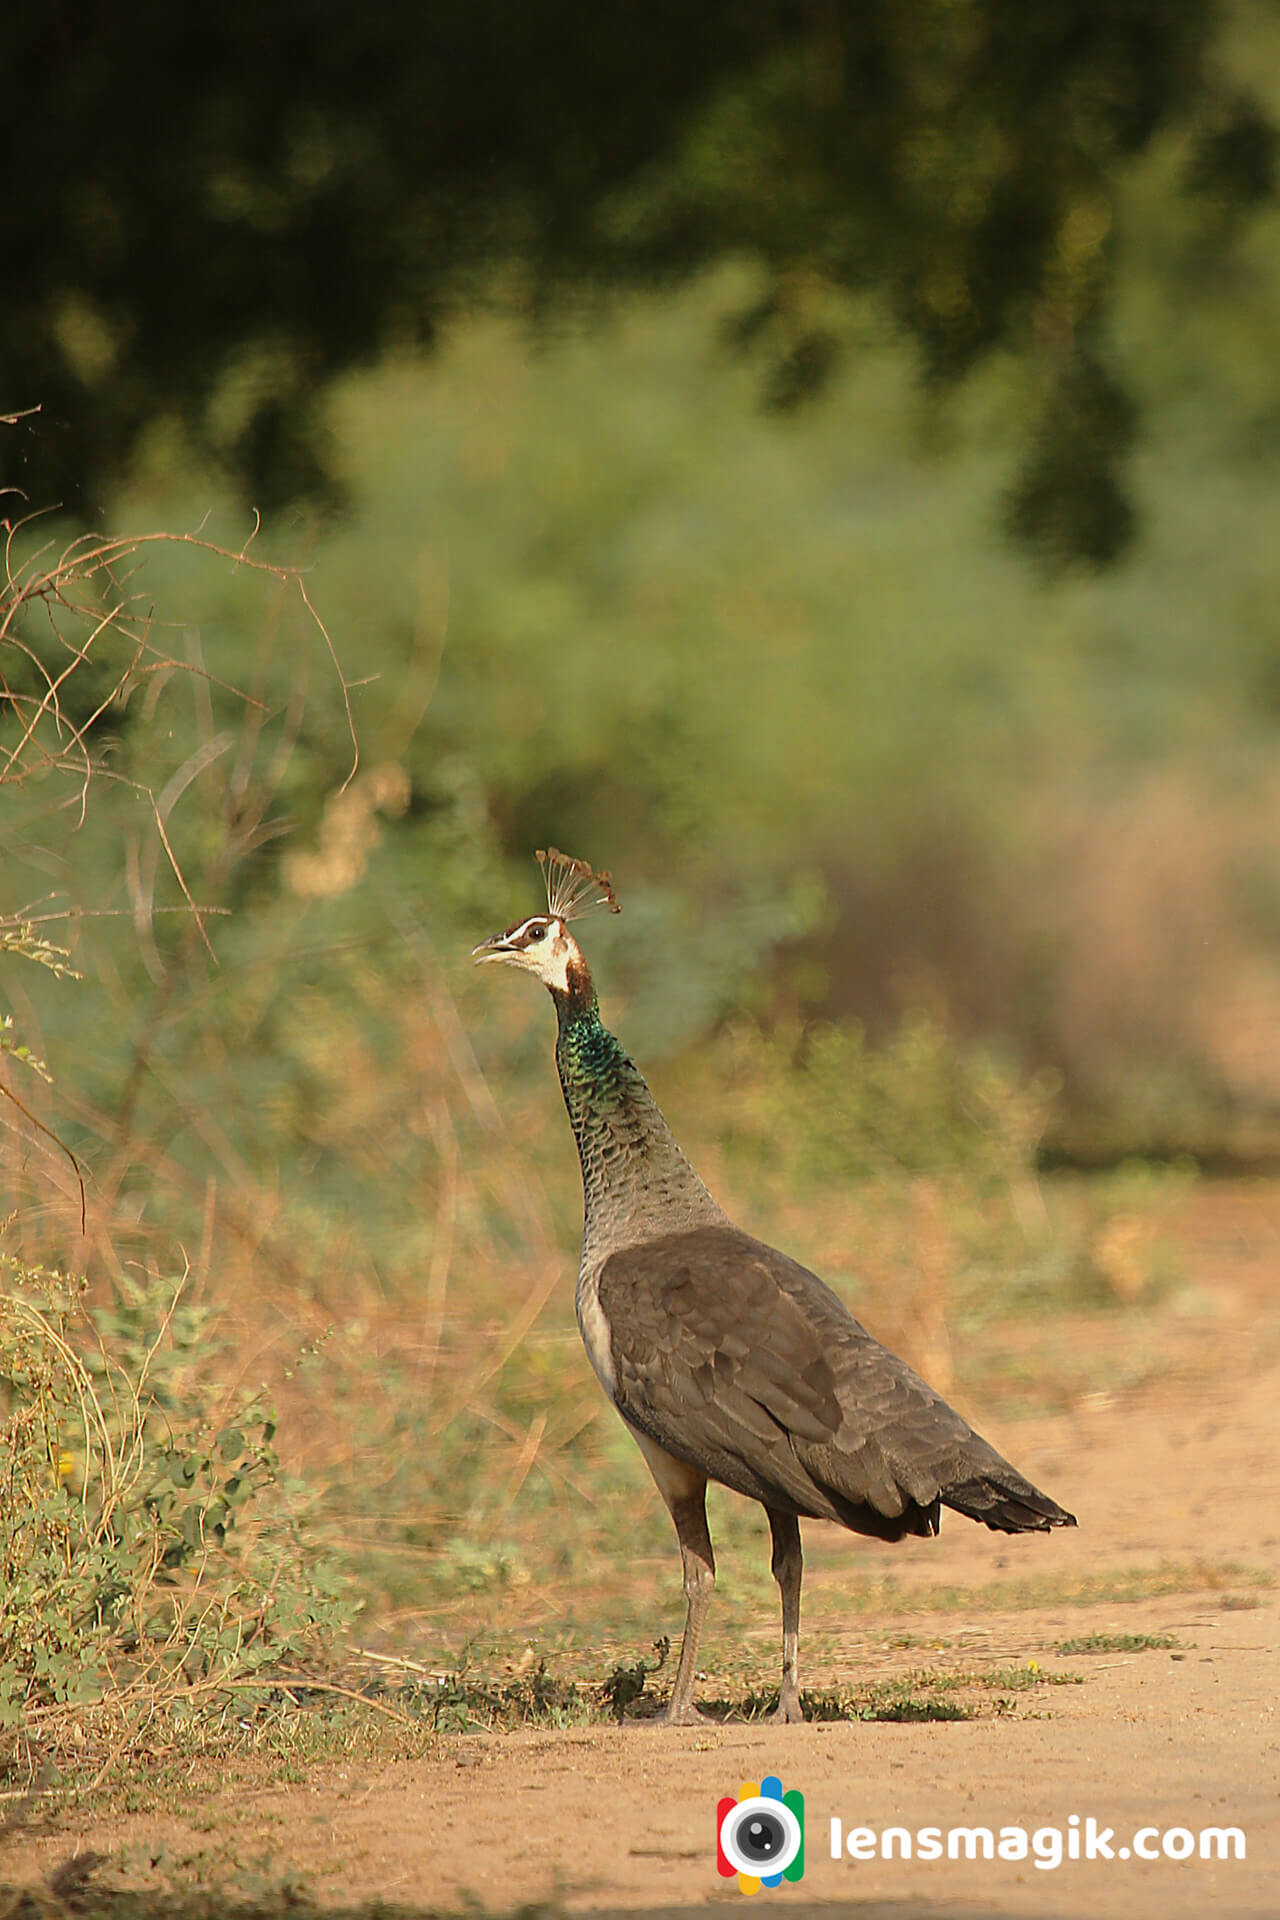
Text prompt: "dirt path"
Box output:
[[10, 1592, 1276, 1917], [7, 1188, 1280, 1916]]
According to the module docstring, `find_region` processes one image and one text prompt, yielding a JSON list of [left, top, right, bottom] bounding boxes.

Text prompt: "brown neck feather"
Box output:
[[550, 948, 598, 1017]]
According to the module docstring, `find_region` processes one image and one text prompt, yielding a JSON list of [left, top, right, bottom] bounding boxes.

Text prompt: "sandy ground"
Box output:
[[6, 1188, 1279, 1917]]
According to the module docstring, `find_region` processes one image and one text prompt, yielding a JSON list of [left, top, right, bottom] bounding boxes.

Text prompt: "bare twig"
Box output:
[[297, 574, 361, 792], [0, 1079, 85, 1233]]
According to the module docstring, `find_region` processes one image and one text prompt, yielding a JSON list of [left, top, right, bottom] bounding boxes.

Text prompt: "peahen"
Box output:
[[474, 850, 1076, 1723]]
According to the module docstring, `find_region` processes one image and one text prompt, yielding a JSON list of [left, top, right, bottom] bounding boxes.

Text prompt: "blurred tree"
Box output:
[[4, 0, 1273, 563]]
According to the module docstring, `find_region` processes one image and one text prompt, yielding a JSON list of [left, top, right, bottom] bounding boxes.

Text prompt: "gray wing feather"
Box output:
[[597, 1225, 1074, 1538]]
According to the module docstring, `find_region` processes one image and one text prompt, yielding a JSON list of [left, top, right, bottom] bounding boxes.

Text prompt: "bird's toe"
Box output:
[[662, 1699, 714, 1726]]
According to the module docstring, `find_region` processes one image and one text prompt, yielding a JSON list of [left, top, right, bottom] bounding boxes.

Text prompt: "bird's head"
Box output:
[[472, 847, 619, 1004], [472, 912, 582, 993]]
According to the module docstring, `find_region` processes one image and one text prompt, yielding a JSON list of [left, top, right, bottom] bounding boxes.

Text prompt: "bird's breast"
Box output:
[[575, 1263, 618, 1399]]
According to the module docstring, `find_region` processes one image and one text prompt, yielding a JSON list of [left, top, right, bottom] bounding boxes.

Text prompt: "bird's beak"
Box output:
[[472, 931, 519, 964]]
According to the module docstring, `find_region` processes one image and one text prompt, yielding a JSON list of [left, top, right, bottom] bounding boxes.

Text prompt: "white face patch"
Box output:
[[477, 916, 576, 993], [523, 918, 573, 994]]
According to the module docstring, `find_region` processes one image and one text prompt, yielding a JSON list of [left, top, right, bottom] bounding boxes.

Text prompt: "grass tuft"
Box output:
[[1054, 1632, 1183, 1655]]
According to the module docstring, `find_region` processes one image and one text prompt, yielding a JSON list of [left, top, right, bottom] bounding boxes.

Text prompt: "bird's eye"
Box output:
[[528, 925, 546, 943]]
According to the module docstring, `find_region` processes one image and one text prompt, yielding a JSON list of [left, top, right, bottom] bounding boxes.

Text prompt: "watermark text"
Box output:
[[829, 1815, 1245, 1871]]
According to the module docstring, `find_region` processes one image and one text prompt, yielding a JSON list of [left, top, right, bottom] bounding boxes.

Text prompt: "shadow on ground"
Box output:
[[4, 1882, 1279, 1920]]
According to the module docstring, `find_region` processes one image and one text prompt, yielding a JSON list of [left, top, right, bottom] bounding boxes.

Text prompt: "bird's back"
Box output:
[[595, 1224, 1075, 1541]]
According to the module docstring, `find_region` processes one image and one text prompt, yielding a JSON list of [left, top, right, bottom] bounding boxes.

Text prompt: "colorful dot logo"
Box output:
[[716, 1774, 805, 1893]]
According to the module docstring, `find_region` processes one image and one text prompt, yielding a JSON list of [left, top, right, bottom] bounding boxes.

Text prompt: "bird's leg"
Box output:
[[766, 1507, 805, 1723], [664, 1487, 716, 1724], [627, 1431, 715, 1724]]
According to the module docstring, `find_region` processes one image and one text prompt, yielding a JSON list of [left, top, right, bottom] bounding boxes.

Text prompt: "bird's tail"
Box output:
[[942, 1467, 1076, 1534]]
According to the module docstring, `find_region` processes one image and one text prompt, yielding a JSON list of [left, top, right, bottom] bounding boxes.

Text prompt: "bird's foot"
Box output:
[[661, 1698, 714, 1726], [772, 1685, 805, 1725]]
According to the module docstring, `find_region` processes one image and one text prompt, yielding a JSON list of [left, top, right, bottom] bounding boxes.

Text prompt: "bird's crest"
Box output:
[[536, 847, 621, 923]]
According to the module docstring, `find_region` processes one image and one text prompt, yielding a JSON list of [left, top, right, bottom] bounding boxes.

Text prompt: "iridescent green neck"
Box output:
[[553, 991, 725, 1263]]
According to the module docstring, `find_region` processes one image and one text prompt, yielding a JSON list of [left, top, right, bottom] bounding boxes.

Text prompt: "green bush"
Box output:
[[700, 1006, 1060, 1188], [0, 1260, 352, 1734]]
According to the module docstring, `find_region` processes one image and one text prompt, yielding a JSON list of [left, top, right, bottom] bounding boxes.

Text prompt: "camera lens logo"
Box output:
[[716, 1774, 805, 1893]]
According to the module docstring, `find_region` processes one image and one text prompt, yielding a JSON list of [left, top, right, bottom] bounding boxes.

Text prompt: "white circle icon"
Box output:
[[719, 1795, 803, 1877]]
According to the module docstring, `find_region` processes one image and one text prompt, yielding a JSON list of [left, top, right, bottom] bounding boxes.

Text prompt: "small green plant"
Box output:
[[434, 1536, 529, 1594], [0, 1259, 352, 1742], [413, 1655, 590, 1732], [0, 919, 82, 979], [859, 1695, 973, 1724], [600, 1636, 670, 1720], [1054, 1632, 1182, 1655], [967, 1664, 1083, 1690]]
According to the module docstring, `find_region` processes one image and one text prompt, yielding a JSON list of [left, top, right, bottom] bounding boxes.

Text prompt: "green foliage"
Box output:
[[10, 224, 1280, 1170], [9, 0, 1274, 564], [1004, 346, 1139, 569], [0, 1263, 351, 1733], [600, 1636, 670, 1721], [434, 1538, 528, 1596], [1054, 1631, 1182, 1654], [412, 1653, 592, 1733], [0, 924, 79, 1084], [702, 1009, 1059, 1187], [0, 921, 80, 977], [856, 1695, 973, 1723]]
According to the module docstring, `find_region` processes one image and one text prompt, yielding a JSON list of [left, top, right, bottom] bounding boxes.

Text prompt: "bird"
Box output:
[[473, 849, 1076, 1724]]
